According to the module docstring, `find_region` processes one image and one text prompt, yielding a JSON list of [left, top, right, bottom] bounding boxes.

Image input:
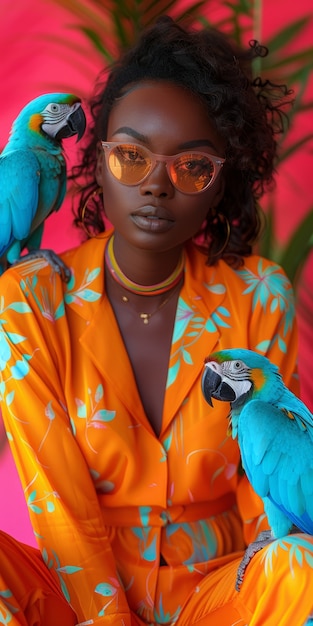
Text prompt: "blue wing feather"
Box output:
[[272, 387, 313, 441], [0, 150, 39, 255], [238, 400, 313, 537]]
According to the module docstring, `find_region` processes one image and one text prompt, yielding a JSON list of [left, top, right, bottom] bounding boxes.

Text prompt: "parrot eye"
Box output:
[[44, 103, 62, 116], [234, 361, 242, 369]]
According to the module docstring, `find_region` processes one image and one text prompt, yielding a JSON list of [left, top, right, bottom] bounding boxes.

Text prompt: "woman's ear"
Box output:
[[95, 142, 104, 187]]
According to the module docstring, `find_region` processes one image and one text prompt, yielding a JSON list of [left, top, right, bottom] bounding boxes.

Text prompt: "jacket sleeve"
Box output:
[[236, 262, 300, 545], [0, 266, 131, 625]]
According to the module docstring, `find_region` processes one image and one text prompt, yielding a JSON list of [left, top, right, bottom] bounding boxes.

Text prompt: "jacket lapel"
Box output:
[[161, 245, 227, 434], [67, 233, 150, 429]]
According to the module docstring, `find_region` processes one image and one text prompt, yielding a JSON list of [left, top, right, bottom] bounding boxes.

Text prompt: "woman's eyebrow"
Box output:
[[111, 126, 146, 142], [111, 127, 219, 152], [178, 138, 219, 152]]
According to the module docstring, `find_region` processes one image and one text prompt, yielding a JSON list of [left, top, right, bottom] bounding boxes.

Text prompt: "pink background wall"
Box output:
[[0, 0, 312, 546]]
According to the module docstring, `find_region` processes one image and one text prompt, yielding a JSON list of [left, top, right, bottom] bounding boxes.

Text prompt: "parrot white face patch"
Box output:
[[221, 360, 252, 399], [228, 377, 252, 399], [41, 102, 80, 138]]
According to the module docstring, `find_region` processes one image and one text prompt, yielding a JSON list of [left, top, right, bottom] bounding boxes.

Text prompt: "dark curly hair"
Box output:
[[71, 15, 293, 267]]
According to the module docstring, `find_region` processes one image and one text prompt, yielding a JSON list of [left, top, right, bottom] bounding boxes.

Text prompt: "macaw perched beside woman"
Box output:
[[0, 14, 313, 626]]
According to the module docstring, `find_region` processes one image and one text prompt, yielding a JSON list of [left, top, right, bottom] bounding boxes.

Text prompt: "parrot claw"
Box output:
[[236, 530, 273, 592], [13, 249, 71, 282]]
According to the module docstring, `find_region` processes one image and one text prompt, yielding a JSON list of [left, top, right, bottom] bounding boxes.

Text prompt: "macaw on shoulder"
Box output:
[[202, 348, 313, 539], [0, 92, 86, 279]]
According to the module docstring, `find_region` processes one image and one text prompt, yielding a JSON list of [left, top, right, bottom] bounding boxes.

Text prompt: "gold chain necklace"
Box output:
[[121, 281, 181, 325]]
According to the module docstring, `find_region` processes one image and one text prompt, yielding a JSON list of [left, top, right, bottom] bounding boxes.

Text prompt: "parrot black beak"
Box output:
[[201, 365, 237, 406], [55, 103, 86, 141]]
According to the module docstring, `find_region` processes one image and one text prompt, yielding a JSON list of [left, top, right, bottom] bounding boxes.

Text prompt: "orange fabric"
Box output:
[[0, 231, 312, 625], [0, 531, 77, 626]]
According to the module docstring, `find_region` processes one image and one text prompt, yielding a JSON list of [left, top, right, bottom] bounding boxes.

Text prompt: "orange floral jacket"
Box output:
[[0, 231, 299, 625]]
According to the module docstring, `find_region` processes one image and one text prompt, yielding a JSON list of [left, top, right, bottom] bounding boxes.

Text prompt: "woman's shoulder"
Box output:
[[187, 242, 290, 283], [0, 235, 108, 289]]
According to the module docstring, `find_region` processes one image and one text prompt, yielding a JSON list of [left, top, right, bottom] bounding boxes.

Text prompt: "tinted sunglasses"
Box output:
[[101, 141, 225, 194]]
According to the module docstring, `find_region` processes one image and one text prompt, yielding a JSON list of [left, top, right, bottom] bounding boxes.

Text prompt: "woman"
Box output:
[[0, 15, 312, 626]]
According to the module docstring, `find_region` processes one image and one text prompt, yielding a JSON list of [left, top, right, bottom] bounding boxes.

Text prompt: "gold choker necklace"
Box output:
[[105, 234, 184, 296]]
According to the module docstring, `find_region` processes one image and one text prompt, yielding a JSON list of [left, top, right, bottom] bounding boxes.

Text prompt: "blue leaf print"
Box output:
[[95, 384, 104, 402], [59, 576, 70, 602], [64, 294, 77, 304], [293, 546, 303, 566], [75, 399, 87, 418], [211, 306, 231, 329], [0, 336, 11, 371], [0, 588, 20, 619], [11, 357, 30, 380], [65, 267, 102, 305], [139, 506, 152, 526], [204, 282, 226, 295], [87, 268, 101, 282], [95, 583, 117, 597], [261, 536, 313, 579], [143, 534, 157, 561], [173, 298, 195, 343], [237, 261, 295, 342], [91, 410, 115, 422], [215, 305, 230, 318], [154, 594, 181, 624], [205, 317, 217, 333], [54, 301, 65, 320], [182, 348, 193, 365], [271, 298, 279, 313], [29, 504, 43, 514], [132, 527, 146, 539], [27, 490, 37, 504], [66, 273, 75, 291], [163, 431, 173, 452], [5, 391, 14, 407], [6, 332, 27, 344], [191, 316, 204, 324], [45, 401, 55, 420], [76, 288, 101, 302], [6, 302, 32, 313], [41, 547, 48, 565], [167, 359, 181, 388], [278, 336, 287, 353], [57, 566, 83, 574], [305, 551, 313, 567], [31, 275, 38, 289], [65, 289, 101, 304], [0, 591, 12, 599], [255, 340, 271, 353]]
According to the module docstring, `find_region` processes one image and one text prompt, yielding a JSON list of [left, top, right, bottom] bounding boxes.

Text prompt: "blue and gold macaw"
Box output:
[[202, 348, 313, 539], [0, 93, 86, 279]]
